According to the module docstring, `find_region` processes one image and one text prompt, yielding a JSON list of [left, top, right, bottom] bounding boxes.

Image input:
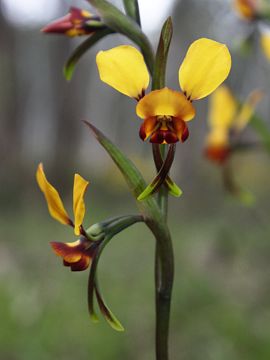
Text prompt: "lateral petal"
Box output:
[[208, 85, 237, 130], [96, 45, 149, 99], [73, 174, 89, 235], [179, 38, 231, 100], [36, 163, 71, 225]]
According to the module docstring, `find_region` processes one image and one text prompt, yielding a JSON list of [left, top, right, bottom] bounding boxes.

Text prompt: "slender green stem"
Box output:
[[123, 0, 141, 26], [151, 17, 174, 360], [155, 144, 172, 360]]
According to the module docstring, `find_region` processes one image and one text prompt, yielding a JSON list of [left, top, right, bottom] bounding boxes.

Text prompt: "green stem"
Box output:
[[123, 0, 141, 26], [155, 144, 171, 360], [146, 213, 173, 360], [151, 17, 174, 360]]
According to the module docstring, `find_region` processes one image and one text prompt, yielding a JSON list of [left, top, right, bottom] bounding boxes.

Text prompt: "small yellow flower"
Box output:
[[205, 85, 263, 163], [96, 38, 231, 144], [36, 163, 94, 271]]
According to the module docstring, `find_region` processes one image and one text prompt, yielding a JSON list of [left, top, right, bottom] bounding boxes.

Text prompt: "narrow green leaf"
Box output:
[[95, 284, 124, 331], [64, 28, 113, 81], [123, 0, 141, 26], [87, 0, 154, 73], [84, 121, 166, 233], [250, 114, 270, 153], [84, 121, 147, 197], [152, 17, 173, 90]]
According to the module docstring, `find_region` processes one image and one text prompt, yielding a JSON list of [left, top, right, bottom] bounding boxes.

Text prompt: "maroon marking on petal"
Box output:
[[70, 255, 91, 271], [172, 118, 189, 143], [164, 131, 179, 144], [181, 125, 189, 142], [139, 123, 147, 141], [150, 131, 164, 144]]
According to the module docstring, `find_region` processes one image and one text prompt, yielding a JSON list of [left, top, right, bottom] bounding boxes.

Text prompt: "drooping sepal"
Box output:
[[138, 144, 182, 200], [95, 283, 124, 331], [152, 143, 182, 197]]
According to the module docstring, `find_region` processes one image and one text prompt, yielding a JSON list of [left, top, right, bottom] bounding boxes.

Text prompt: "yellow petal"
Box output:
[[136, 87, 195, 121], [233, 0, 257, 20], [208, 85, 237, 130], [206, 127, 229, 147], [73, 174, 89, 236], [179, 38, 231, 100], [36, 163, 71, 225], [234, 89, 264, 131], [96, 45, 149, 99], [261, 30, 270, 60]]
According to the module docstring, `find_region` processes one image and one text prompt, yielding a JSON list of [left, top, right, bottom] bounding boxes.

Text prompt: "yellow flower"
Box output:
[[205, 85, 263, 163], [36, 163, 94, 271], [233, 0, 258, 20], [96, 39, 231, 144]]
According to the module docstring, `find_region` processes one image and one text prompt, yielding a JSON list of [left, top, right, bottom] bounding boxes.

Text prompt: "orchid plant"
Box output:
[[37, 1, 235, 359]]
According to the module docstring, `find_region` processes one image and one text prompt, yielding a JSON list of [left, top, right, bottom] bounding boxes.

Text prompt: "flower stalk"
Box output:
[[151, 18, 173, 360]]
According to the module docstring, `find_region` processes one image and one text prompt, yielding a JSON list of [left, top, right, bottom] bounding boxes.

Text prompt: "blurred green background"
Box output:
[[1, 0, 270, 359]]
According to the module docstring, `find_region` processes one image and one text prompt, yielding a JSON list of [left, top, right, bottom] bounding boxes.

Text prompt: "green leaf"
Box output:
[[152, 17, 173, 90], [84, 121, 165, 223], [87, 0, 154, 73], [250, 114, 270, 153], [95, 284, 124, 331], [64, 28, 113, 81], [123, 0, 141, 26]]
